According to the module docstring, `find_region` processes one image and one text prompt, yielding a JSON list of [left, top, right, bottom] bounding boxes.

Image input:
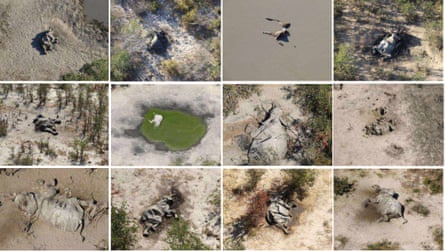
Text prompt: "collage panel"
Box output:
[[111, 84, 221, 166], [223, 0, 331, 81], [0, 168, 108, 250], [333, 84, 443, 166], [0, 84, 109, 166], [223, 84, 332, 166], [334, 0, 443, 81], [223, 168, 332, 250], [334, 168, 443, 250], [0, 0, 109, 81], [111, 168, 221, 250], [110, 0, 221, 81]]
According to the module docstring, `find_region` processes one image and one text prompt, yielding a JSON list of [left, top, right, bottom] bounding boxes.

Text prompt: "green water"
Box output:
[[140, 108, 206, 151]]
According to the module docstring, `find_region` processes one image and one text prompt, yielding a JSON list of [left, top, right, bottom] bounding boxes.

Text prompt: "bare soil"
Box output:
[[335, 0, 443, 80], [334, 169, 443, 250], [0, 0, 108, 81], [223, 169, 332, 250], [334, 84, 443, 166], [111, 168, 221, 250], [0, 168, 108, 250]]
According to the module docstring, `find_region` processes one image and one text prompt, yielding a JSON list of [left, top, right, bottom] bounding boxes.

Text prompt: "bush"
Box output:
[[166, 216, 210, 250], [365, 239, 400, 250], [283, 169, 316, 201], [400, 1, 418, 23], [111, 202, 138, 250], [111, 50, 131, 81], [334, 43, 357, 80], [0, 117, 8, 137], [232, 169, 265, 195], [161, 59, 182, 77], [412, 203, 430, 216], [423, 170, 443, 194], [223, 85, 259, 116]]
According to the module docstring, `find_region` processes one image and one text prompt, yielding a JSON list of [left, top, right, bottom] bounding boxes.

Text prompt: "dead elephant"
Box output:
[[32, 114, 61, 135], [11, 178, 106, 241], [363, 184, 407, 224], [265, 195, 297, 234], [140, 188, 182, 237]]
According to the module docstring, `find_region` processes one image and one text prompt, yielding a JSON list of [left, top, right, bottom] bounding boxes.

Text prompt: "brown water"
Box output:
[[223, 0, 331, 81], [83, 0, 108, 24]]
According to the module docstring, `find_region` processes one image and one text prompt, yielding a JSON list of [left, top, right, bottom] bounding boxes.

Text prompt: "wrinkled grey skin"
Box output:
[[32, 114, 61, 135], [140, 189, 179, 237], [12, 179, 105, 241], [265, 196, 297, 234], [363, 184, 407, 224]]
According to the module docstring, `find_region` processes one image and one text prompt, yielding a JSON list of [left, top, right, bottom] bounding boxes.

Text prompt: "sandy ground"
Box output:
[[223, 0, 331, 81], [334, 0, 443, 80], [334, 84, 443, 166], [334, 169, 443, 250], [111, 85, 221, 166], [0, 168, 108, 250], [0, 0, 107, 81], [0, 84, 109, 166], [223, 169, 332, 250], [111, 168, 221, 250], [223, 85, 305, 165]]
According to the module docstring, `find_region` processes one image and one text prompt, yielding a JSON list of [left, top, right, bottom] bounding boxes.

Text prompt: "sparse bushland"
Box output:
[[433, 227, 443, 249], [223, 85, 260, 116], [161, 59, 182, 78], [282, 169, 316, 201], [111, 202, 138, 250], [0, 117, 8, 137], [61, 59, 108, 81], [166, 216, 210, 250], [423, 170, 443, 194], [334, 43, 357, 81], [411, 203, 430, 217]]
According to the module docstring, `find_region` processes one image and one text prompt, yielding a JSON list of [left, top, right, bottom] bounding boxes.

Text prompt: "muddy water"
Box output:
[[223, 0, 331, 81], [83, 0, 108, 24]]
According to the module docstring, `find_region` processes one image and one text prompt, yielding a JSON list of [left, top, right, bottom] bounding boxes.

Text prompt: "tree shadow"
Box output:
[[31, 31, 46, 55]]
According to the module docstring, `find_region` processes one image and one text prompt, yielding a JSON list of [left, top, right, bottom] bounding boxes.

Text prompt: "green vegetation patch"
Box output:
[[111, 202, 138, 250], [140, 108, 206, 151], [365, 239, 400, 250]]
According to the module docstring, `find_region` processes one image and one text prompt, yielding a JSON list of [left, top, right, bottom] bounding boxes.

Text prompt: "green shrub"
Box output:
[[433, 227, 443, 249], [0, 117, 8, 137], [111, 202, 138, 250], [423, 170, 443, 194], [400, 2, 418, 23], [365, 239, 400, 250], [426, 20, 443, 51], [111, 50, 131, 81], [166, 216, 210, 250], [412, 203, 430, 216], [61, 59, 108, 81], [334, 43, 357, 80], [334, 176, 355, 196], [161, 59, 182, 77], [283, 169, 316, 200]]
